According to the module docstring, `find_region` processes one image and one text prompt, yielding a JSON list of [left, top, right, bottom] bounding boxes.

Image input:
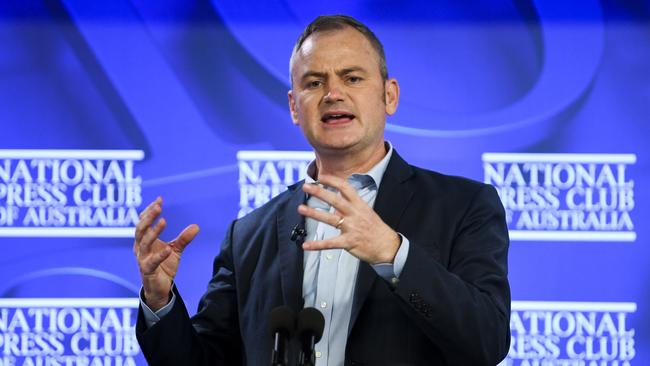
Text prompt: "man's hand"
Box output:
[[134, 197, 199, 311], [298, 175, 400, 264]]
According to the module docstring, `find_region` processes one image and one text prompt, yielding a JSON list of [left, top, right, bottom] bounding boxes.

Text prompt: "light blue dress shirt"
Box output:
[[140, 143, 410, 366], [301, 143, 410, 366]]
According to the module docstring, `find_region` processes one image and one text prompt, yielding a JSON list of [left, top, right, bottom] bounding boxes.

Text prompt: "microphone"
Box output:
[[267, 306, 295, 366], [290, 224, 307, 243], [297, 307, 325, 366]]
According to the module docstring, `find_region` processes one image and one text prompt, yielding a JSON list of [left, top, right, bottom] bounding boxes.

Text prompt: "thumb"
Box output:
[[171, 224, 200, 252]]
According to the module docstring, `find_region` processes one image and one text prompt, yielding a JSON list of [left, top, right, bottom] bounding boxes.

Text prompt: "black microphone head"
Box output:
[[297, 307, 325, 343], [267, 306, 296, 338], [290, 224, 306, 242]]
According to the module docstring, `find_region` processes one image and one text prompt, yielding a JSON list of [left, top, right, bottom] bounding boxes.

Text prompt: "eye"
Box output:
[[306, 80, 323, 89], [347, 76, 362, 83]]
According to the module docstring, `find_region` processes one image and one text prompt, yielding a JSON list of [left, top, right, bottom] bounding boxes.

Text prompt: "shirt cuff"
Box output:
[[139, 285, 176, 328], [371, 233, 410, 285]]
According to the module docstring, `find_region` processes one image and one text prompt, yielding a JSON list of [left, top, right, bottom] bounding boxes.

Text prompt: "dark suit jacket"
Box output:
[[137, 151, 511, 365]]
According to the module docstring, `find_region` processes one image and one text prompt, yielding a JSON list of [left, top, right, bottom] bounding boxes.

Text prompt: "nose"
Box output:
[[323, 80, 344, 103]]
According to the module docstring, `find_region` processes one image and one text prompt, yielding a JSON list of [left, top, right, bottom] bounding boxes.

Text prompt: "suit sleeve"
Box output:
[[393, 184, 511, 365], [136, 220, 243, 365]]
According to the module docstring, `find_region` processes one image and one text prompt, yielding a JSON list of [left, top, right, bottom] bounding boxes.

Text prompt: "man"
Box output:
[[135, 15, 511, 365]]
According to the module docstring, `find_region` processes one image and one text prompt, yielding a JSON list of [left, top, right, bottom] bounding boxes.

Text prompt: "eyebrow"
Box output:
[[299, 67, 368, 82], [338, 67, 366, 76]]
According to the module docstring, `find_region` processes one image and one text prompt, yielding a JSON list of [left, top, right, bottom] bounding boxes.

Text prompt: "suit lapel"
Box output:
[[348, 151, 415, 335], [276, 183, 307, 314]]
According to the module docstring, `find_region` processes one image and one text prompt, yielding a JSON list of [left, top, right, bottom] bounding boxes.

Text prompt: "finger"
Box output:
[[298, 204, 342, 228], [302, 236, 346, 251], [170, 224, 200, 253], [135, 200, 162, 243], [316, 175, 363, 204], [302, 183, 352, 215], [140, 245, 172, 274], [138, 196, 162, 220], [139, 217, 167, 256]]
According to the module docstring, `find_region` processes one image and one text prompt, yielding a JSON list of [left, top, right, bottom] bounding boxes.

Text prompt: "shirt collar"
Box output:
[[304, 141, 394, 190]]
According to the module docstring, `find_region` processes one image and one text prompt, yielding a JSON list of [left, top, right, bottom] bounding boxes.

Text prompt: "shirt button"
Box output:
[[316, 351, 322, 358], [325, 254, 333, 260], [320, 301, 327, 308]]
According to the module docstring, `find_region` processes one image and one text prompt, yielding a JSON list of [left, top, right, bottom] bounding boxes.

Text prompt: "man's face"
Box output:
[[288, 27, 399, 156]]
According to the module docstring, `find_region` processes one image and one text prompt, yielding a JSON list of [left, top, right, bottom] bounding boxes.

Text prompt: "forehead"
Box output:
[[291, 27, 379, 75]]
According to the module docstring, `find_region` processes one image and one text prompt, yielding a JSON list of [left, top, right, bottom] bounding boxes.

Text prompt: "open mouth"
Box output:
[[321, 112, 355, 124]]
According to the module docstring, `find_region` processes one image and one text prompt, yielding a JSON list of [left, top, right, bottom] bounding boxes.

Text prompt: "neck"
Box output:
[[313, 142, 387, 180]]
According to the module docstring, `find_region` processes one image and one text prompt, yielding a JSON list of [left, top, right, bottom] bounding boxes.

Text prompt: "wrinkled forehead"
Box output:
[[289, 27, 379, 80]]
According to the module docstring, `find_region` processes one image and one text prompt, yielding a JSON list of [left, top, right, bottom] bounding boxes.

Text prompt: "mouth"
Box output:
[[320, 111, 356, 125]]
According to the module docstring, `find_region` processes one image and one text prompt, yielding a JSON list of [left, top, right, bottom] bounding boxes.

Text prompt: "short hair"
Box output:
[[290, 15, 389, 83]]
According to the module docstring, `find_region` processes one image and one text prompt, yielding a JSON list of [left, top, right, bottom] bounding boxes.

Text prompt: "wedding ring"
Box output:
[[335, 217, 345, 229]]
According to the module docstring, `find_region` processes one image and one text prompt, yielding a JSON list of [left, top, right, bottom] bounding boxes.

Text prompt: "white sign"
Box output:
[[0, 150, 144, 238], [501, 301, 637, 366], [237, 150, 313, 218], [0, 298, 141, 366], [483, 153, 636, 242]]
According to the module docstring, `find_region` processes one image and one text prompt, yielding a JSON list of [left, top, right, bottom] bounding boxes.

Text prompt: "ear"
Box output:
[[384, 78, 400, 116], [288, 89, 299, 125]]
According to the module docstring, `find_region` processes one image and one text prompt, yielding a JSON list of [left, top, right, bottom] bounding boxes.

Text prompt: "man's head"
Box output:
[[288, 15, 399, 158]]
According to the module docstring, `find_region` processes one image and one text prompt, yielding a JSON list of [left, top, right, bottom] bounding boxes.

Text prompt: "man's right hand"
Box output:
[[134, 197, 200, 312]]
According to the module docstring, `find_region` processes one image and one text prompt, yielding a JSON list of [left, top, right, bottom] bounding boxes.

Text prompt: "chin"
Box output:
[[306, 129, 372, 153], [314, 139, 363, 154]]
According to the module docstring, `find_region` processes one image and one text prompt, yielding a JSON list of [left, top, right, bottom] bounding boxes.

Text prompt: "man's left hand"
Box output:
[[298, 174, 401, 264]]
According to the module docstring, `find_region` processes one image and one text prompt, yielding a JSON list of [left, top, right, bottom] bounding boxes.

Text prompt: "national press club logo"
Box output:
[[501, 301, 637, 366], [483, 153, 636, 242], [0, 298, 140, 366], [0, 150, 144, 237], [237, 150, 314, 217]]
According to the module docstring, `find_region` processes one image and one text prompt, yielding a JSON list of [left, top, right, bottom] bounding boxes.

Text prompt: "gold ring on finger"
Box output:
[[335, 217, 345, 229]]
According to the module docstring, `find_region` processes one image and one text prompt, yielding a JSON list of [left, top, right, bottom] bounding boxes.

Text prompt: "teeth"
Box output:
[[322, 114, 353, 122]]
